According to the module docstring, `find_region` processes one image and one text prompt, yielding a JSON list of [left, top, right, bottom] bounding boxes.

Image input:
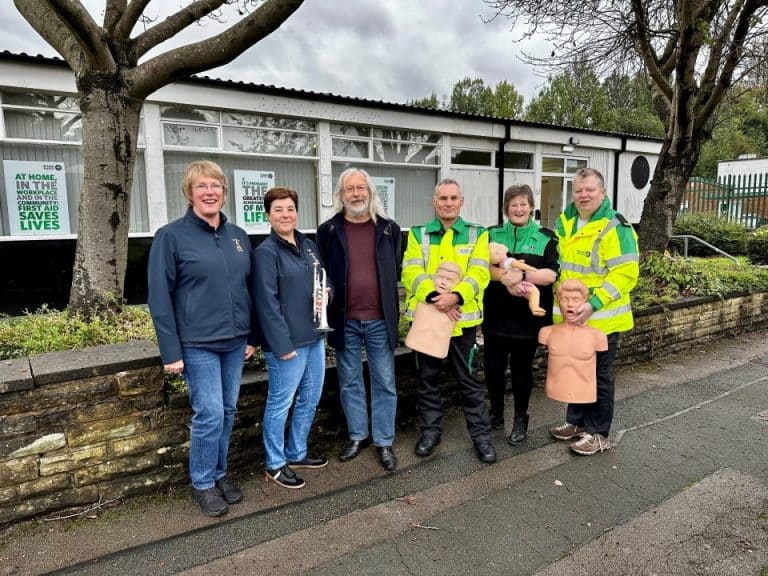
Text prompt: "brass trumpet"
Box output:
[[308, 250, 333, 333]]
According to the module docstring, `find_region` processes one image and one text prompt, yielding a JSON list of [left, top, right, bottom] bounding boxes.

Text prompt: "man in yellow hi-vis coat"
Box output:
[[402, 179, 496, 464], [548, 167, 639, 456]]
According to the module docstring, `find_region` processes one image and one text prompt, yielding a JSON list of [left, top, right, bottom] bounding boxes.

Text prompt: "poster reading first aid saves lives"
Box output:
[[4, 160, 70, 235]]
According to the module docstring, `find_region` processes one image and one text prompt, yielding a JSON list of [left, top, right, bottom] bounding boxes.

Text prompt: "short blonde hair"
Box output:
[[182, 161, 228, 206]]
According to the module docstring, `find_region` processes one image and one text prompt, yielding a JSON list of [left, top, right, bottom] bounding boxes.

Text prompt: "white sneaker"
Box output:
[[569, 433, 611, 455]]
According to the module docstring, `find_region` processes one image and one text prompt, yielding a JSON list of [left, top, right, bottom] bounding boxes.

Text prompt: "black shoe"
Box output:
[[192, 486, 228, 517], [507, 413, 530, 446], [288, 454, 329, 469], [265, 465, 305, 489], [490, 415, 505, 430], [339, 438, 370, 461], [414, 434, 441, 457], [377, 446, 397, 471], [474, 440, 497, 464], [215, 476, 243, 504]]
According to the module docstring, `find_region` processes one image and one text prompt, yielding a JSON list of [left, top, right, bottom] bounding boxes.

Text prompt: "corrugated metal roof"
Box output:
[[0, 50, 662, 142]]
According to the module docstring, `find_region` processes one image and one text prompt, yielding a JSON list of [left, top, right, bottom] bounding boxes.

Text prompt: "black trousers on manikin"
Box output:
[[415, 327, 491, 443]]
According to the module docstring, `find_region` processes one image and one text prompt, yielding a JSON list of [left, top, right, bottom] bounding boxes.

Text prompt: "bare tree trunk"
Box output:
[[637, 135, 700, 254], [68, 77, 141, 316]]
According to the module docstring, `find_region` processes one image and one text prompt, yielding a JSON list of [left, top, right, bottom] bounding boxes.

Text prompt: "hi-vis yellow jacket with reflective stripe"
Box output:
[[402, 217, 490, 336], [554, 197, 639, 334]]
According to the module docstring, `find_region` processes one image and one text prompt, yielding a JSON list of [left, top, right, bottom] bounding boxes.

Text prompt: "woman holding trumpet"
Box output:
[[252, 186, 331, 490]]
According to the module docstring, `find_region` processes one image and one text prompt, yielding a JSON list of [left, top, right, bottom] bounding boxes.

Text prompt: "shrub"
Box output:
[[634, 253, 768, 308], [671, 213, 749, 256], [0, 306, 156, 360], [747, 225, 768, 264]]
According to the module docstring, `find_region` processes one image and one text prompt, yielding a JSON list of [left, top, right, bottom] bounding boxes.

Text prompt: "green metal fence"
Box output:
[[682, 174, 768, 229]]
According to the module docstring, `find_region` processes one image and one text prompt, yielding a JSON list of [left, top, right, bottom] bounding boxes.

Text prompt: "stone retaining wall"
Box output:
[[1, 292, 767, 524]]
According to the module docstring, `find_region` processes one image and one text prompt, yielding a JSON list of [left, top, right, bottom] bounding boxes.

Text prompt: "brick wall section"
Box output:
[[1, 293, 767, 524]]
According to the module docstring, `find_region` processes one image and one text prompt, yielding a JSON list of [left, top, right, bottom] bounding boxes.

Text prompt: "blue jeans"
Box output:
[[335, 319, 397, 447], [182, 340, 247, 490], [262, 339, 325, 470]]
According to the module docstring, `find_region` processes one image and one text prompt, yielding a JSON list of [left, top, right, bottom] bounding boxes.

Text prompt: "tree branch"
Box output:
[[129, 0, 305, 99], [103, 0, 126, 34], [112, 0, 154, 43], [132, 0, 228, 58], [697, 0, 768, 131], [23, 0, 114, 71], [631, 0, 673, 102]]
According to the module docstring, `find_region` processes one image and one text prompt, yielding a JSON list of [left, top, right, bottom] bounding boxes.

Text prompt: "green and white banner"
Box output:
[[4, 160, 70, 235], [233, 169, 274, 233]]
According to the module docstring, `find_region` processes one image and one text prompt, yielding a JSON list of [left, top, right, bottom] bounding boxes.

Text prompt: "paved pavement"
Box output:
[[1, 329, 767, 576]]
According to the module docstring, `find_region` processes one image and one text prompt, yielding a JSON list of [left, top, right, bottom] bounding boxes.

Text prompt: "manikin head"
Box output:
[[434, 261, 462, 293], [556, 279, 589, 322]]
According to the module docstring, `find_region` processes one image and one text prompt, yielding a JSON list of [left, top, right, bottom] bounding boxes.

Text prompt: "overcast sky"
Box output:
[[0, 1, 550, 105]]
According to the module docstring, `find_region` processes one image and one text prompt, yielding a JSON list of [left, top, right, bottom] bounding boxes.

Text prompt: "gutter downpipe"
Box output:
[[613, 134, 627, 207], [497, 122, 511, 225]]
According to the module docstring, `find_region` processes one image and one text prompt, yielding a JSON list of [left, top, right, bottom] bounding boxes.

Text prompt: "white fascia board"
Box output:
[[625, 139, 663, 154], [509, 125, 628, 150], [0, 61, 76, 94]]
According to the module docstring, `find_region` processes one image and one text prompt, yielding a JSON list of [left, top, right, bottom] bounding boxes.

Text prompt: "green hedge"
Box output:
[[671, 213, 749, 256]]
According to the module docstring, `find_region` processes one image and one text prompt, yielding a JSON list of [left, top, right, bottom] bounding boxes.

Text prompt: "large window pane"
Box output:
[[4, 110, 82, 142], [223, 112, 316, 132], [566, 158, 588, 173], [0, 142, 148, 235], [330, 124, 370, 137], [542, 157, 564, 173], [160, 106, 219, 123], [373, 129, 440, 144], [332, 163, 437, 228], [164, 151, 318, 229], [332, 138, 369, 158], [223, 126, 317, 156], [373, 141, 439, 165], [451, 149, 492, 166], [3, 92, 80, 111], [503, 151, 533, 170], [163, 123, 219, 148]]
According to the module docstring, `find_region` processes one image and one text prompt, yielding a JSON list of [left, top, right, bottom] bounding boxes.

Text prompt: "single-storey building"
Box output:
[[0, 51, 662, 313]]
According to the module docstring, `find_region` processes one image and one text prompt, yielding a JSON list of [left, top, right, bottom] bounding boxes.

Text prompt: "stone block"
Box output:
[[2, 432, 65, 458], [116, 365, 164, 397], [72, 452, 159, 486], [0, 414, 36, 437], [0, 485, 16, 505], [0, 357, 33, 394], [0, 485, 99, 524], [110, 428, 188, 457], [29, 340, 160, 386], [98, 464, 186, 500], [0, 375, 115, 415], [17, 473, 70, 498], [37, 398, 133, 429], [0, 455, 37, 488], [67, 415, 150, 447], [39, 445, 108, 476]]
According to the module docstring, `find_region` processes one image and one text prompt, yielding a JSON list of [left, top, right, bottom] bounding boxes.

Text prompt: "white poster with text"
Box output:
[[4, 160, 70, 235], [233, 170, 275, 233], [372, 176, 395, 218]]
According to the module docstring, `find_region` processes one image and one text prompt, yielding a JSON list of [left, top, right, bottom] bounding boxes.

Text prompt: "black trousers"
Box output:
[[483, 333, 539, 419], [566, 332, 620, 436], [416, 327, 491, 443]]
